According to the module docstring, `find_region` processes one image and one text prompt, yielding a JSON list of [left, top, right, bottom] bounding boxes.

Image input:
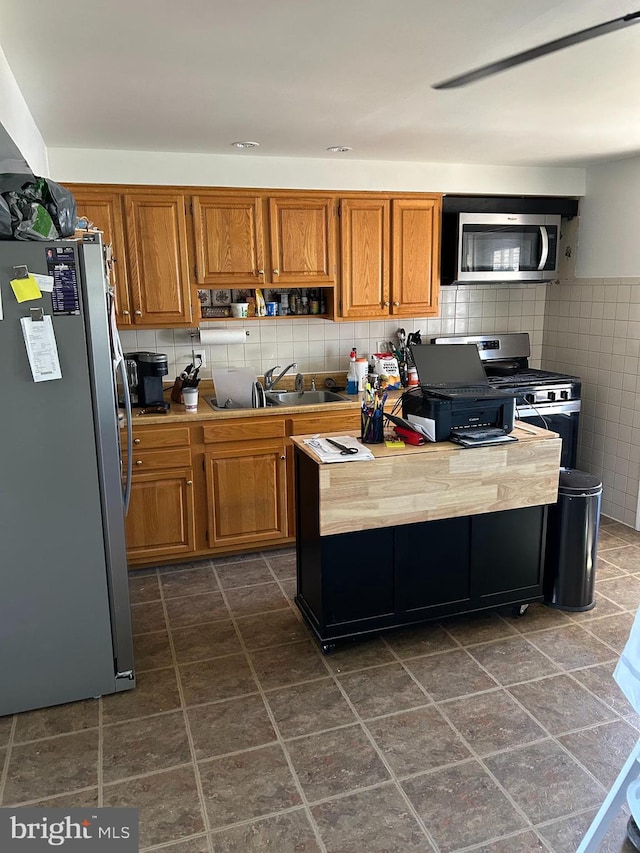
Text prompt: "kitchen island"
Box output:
[[292, 423, 562, 652]]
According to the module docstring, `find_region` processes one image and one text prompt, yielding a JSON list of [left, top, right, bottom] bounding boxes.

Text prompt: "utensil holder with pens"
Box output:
[[361, 407, 384, 443]]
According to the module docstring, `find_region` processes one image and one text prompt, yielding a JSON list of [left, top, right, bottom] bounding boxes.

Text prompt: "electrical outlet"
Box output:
[[176, 350, 206, 370]]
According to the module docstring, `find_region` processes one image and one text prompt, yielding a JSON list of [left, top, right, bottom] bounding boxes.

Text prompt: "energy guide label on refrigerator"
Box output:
[[47, 246, 80, 315]]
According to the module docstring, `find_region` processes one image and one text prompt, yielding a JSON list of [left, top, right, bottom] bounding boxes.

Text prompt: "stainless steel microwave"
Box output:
[[443, 212, 561, 284]]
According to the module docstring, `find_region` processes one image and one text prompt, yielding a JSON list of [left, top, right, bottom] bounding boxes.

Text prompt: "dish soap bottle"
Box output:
[[346, 348, 359, 395]]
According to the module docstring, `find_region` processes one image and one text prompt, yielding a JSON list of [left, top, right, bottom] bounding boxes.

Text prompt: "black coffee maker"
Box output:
[[124, 352, 168, 407]]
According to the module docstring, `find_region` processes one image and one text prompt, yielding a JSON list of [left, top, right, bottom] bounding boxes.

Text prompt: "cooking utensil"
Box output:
[[325, 438, 359, 455]]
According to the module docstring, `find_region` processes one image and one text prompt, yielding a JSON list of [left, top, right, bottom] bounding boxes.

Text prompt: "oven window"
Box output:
[[461, 225, 542, 273]]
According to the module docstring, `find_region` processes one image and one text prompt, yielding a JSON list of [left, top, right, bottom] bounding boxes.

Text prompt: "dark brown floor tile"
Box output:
[[179, 653, 258, 706], [213, 551, 265, 565], [208, 809, 321, 852], [597, 530, 632, 552], [13, 699, 98, 743], [3, 730, 99, 804], [585, 612, 635, 652], [402, 759, 526, 853], [103, 765, 204, 849], [28, 789, 99, 808], [324, 638, 396, 673], [383, 623, 458, 659], [266, 553, 297, 580], [103, 710, 192, 783], [559, 719, 640, 787], [235, 608, 310, 650], [599, 546, 640, 572], [484, 739, 605, 823], [508, 674, 616, 735], [537, 807, 636, 853], [468, 636, 561, 685], [266, 677, 356, 738], [198, 743, 301, 828], [443, 612, 518, 646], [134, 630, 174, 672], [442, 689, 546, 756], [159, 565, 218, 598], [337, 663, 430, 719], [599, 573, 640, 607], [470, 831, 546, 852], [0, 715, 13, 747], [215, 559, 274, 589], [286, 724, 390, 801], [127, 569, 160, 604], [571, 661, 637, 715], [171, 620, 242, 663], [131, 600, 167, 635], [526, 624, 616, 668], [280, 578, 297, 601], [147, 838, 210, 853], [595, 559, 629, 581], [165, 592, 229, 628], [568, 592, 625, 619], [250, 641, 328, 690], [406, 650, 498, 701], [312, 783, 433, 853], [366, 706, 470, 776], [102, 668, 181, 724], [504, 603, 572, 633], [0, 746, 6, 782], [187, 694, 275, 760], [225, 582, 289, 616]]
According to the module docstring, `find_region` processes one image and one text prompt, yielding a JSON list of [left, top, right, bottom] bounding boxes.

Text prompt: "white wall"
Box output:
[[576, 156, 640, 278], [0, 45, 47, 176], [48, 147, 585, 196]]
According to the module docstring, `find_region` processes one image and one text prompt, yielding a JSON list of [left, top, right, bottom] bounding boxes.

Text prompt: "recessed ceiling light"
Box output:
[[231, 141, 260, 149], [326, 146, 352, 153]]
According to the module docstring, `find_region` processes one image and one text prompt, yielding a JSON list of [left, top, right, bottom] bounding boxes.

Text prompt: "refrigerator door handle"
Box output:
[[119, 358, 133, 514]]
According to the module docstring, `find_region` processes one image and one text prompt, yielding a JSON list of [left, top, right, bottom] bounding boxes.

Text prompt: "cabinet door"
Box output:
[[339, 198, 390, 319], [391, 198, 440, 317], [125, 469, 196, 561], [192, 195, 265, 286], [125, 194, 192, 325], [73, 191, 132, 325], [205, 441, 289, 548], [269, 197, 336, 284]]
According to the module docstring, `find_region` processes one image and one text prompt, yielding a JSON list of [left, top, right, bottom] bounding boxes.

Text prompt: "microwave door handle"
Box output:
[[537, 226, 549, 271]]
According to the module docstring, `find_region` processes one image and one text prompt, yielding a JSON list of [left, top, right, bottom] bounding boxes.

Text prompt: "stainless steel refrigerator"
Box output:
[[0, 235, 135, 716]]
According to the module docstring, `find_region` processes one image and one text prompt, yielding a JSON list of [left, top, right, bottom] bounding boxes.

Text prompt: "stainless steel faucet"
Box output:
[[264, 362, 298, 391]]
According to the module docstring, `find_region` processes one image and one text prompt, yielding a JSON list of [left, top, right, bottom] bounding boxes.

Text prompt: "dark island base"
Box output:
[[295, 451, 548, 653]]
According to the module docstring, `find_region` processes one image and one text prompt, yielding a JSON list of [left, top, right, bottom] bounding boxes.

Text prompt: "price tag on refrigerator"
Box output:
[[20, 315, 62, 382]]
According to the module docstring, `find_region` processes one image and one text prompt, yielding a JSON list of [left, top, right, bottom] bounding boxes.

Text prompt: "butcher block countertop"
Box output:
[[291, 422, 562, 536]]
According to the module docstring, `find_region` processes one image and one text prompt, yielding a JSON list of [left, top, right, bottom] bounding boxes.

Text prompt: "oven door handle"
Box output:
[[537, 226, 549, 271], [516, 401, 580, 417]]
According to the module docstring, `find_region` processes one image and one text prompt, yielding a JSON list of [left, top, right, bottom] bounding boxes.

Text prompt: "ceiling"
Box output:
[[1, 0, 639, 168]]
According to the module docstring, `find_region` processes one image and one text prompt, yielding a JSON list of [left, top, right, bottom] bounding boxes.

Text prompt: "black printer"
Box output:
[[402, 344, 516, 441]]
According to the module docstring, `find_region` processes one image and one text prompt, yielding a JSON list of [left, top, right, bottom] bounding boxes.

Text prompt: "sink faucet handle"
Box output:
[[311, 376, 317, 391]]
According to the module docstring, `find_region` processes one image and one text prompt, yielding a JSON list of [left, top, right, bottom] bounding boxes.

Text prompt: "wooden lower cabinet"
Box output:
[[204, 440, 289, 549], [125, 468, 196, 561]]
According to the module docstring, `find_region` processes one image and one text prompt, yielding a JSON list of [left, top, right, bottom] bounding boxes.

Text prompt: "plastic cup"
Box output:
[[230, 302, 249, 318], [182, 386, 199, 412], [265, 301, 278, 316]]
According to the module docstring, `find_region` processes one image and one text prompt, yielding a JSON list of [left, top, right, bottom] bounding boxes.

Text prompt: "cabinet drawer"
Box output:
[[203, 418, 286, 444], [130, 426, 190, 449], [289, 410, 360, 436], [127, 447, 192, 471]]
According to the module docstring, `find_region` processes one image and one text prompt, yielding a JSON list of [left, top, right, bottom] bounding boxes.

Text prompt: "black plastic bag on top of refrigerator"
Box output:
[[0, 175, 77, 240]]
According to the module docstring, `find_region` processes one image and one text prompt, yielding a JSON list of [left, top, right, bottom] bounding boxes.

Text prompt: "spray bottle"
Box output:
[[346, 348, 359, 395]]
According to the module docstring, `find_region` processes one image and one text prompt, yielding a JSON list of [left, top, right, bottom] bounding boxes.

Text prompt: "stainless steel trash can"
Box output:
[[544, 468, 603, 611]]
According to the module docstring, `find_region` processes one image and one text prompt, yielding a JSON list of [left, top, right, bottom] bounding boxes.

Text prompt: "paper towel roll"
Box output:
[[198, 329, 250, 345]]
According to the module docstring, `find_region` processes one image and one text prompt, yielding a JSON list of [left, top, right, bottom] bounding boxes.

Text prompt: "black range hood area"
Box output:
[[443, 194, 580, 218]]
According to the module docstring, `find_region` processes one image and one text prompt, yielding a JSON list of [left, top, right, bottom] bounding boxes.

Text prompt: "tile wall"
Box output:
[[119, 285, 547, 383], [543, 278, 640, 527]]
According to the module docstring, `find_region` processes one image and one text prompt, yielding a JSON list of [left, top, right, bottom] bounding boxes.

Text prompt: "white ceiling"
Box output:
[[1, 0, 639, 168]]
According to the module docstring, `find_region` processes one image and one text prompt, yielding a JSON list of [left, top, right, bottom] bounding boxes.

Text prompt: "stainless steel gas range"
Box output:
[[431, 332, 581, 468]]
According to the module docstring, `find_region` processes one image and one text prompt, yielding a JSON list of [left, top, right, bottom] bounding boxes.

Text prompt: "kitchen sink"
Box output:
[[265, 390, 348, 406], [206, 396, 278, 411]]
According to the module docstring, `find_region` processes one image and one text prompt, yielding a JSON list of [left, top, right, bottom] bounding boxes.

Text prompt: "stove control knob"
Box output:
[[548, 391, 556, 401], [524, 393, 535, 404], [560, 390, 569, 400]]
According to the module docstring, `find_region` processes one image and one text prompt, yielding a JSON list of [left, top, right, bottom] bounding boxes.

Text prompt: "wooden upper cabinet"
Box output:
[[73, 191, 132, 324], [268, 197, 336, 285], [339, 198, 390, 319], [391, 197, 440, 317], [192, 195, 265, 286], [124, 193, 192, 326]]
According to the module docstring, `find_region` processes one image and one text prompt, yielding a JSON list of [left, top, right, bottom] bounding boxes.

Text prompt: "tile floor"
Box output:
[[1, 517, 640, 851]]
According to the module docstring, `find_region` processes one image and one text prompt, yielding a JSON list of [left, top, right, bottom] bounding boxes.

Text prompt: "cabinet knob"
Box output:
[[136, 459, 143, 466], [122, 310, 130, 316], [257, 269, 265, 276], [187, 480, 193, 486], [393, 301, 400, 306], [383, 301, 390, 307], [133, 438, 141, 444], [273, 269, 280, 275], [280, 455, 286, 460], [135, 310, 142, 316]]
